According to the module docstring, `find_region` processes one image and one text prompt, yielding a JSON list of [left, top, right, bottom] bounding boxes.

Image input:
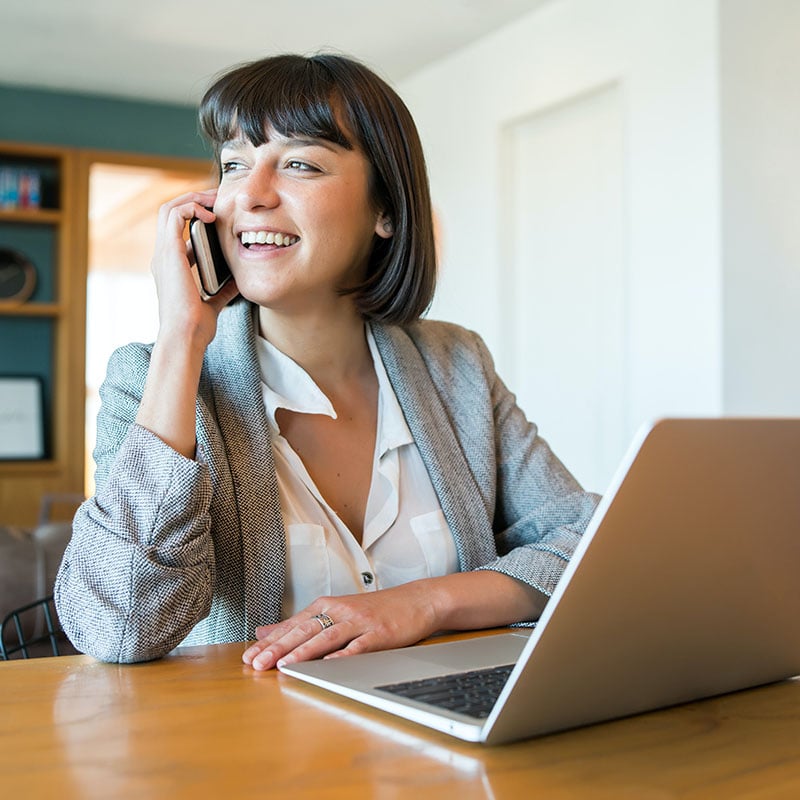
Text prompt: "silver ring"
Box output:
[[312, 613, 335, 631]]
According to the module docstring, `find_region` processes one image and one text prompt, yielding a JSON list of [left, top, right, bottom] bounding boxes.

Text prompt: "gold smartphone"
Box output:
[[189, 217, 232, 297]]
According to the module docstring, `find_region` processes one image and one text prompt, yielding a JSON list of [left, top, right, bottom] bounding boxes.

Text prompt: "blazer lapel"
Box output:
[[205, 300, 287, 635], [372, 324, 497, 570]]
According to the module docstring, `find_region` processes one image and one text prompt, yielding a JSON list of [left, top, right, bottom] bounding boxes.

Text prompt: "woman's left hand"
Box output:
[[242, 582, 441, 671], [241, 571, 546, 671]]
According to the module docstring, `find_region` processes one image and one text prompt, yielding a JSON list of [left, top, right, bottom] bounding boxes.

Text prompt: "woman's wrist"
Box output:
[[428, 570, 546, 633], [135, 337, 205, 459]]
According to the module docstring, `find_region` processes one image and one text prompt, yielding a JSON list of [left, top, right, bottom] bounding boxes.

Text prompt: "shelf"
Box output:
[[0, 207, 62, 225], [0, 459, 60, 475], [1, 141, 214, 527], [0, 302, 63, 317], [0, 139, 82, 527]]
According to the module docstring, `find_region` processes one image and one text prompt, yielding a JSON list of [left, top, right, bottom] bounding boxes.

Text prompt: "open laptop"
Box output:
[[279, 417, 800, 745]]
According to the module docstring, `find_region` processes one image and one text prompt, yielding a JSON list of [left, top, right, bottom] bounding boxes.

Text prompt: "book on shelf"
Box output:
[[0, 166, 42, 210]]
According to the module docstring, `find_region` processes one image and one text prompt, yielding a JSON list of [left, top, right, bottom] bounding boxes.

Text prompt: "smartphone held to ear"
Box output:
[[189, 217, 232, 298]]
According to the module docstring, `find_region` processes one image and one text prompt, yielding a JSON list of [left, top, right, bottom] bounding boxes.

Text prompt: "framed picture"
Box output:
[[0, 376, 45, 460]]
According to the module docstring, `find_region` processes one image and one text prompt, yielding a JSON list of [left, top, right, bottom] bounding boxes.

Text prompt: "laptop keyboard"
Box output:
[[376, 663, 515, 719]]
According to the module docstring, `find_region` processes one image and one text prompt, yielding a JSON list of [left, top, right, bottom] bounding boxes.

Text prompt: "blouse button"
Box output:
[[361, 571, 374, 586]]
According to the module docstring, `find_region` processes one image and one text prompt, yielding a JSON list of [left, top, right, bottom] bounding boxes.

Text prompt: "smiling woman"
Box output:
[[54, 53, 599, 670]]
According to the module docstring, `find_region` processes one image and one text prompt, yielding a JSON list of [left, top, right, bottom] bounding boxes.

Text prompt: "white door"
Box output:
[[503, 84, 627, 493]]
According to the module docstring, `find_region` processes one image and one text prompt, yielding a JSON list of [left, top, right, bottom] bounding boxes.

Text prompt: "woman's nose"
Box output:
[[236, 164, 280, 210]]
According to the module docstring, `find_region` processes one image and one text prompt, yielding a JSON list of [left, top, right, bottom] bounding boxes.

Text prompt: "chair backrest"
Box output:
[[34, 493, 83, 600], [0, 594, 61, 660], [37, 492, 85, 527]]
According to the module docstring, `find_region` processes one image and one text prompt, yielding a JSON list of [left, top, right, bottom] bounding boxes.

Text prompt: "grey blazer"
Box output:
[[55, 299, 599, 663]]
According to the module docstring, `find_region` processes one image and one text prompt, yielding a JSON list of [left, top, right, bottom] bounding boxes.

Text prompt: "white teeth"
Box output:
[[240, 230, 298, 247]]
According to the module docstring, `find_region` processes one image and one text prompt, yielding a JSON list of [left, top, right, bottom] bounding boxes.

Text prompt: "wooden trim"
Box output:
[[0, 140, 71, 159], [0, 208, 62, 225], [76, 147, 214, 176]]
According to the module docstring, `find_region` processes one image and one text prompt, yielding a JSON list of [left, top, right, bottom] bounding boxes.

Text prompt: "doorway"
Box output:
[[84, 157, 212, 494]]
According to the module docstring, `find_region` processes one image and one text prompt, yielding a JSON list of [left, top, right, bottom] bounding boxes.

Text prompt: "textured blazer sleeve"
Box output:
[[386, 321, 600, 609], [54, 343, 217, 663], [476, 333, 600, 598]]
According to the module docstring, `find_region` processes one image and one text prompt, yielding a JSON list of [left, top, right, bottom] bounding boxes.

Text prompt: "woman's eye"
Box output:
[[221, 161, 245, 174], [286, 160, 318, 172]]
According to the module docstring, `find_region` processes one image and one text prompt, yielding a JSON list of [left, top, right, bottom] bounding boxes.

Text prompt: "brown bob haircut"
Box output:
[[198, 53, 437, 325]]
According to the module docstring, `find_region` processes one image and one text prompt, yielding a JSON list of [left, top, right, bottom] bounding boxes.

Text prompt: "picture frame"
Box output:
[[0, 376, 45, 460]]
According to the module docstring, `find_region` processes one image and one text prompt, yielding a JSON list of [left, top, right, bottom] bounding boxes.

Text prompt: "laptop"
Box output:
[[278, 417, 800, 745]]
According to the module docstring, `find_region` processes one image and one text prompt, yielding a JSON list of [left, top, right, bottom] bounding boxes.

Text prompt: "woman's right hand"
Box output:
[[134, 190, 239, 460], [150, 189, 239, 351]]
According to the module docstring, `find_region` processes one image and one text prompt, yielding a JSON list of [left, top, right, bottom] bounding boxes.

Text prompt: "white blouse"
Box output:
[[256, 325, 459, 618]]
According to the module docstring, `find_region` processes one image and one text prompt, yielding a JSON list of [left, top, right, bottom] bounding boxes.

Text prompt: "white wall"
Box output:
[[501, 83, 628, 492], [720, 0, 800, 415], [398, 0, 722, 492]]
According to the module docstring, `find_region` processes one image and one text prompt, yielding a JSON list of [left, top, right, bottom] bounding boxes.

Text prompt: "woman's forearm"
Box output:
[[135, 334, 206, 459], [428, 569, 548, 632]]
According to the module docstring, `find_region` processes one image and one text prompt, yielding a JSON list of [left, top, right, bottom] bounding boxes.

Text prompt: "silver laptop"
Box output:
[[279, 418, 800, 745]]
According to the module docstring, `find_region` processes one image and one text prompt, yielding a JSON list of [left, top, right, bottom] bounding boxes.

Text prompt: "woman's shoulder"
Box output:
[[375, 316, 479, 346], [372, 318, 497, 391], [377, 317, 491, 363]]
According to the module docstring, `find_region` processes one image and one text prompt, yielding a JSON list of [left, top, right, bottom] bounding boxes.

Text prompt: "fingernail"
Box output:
[[252, 651, 275, 671]]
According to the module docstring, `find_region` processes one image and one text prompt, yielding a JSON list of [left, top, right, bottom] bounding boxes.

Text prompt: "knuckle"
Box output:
[[343, 635, 374, 656], [302, 619, 322, 636]]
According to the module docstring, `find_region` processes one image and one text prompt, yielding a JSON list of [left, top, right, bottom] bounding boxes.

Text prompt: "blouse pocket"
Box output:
[[410, 510, 459, 578], [283, 523, 331, 617]]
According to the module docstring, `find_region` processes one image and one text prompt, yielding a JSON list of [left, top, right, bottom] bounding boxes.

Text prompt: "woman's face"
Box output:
[[213, 128, 391, 316]]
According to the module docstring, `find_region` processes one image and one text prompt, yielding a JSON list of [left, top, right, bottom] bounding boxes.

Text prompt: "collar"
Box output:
[[256, 323, 414, 455], [256, 337, 336, 434]]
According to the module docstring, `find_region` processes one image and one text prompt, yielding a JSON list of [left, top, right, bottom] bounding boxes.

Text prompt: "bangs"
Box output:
[[199, 55, 353, 152]]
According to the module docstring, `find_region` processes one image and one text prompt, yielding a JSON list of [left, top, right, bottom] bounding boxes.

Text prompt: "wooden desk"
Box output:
[[2, 634, 800, 799]]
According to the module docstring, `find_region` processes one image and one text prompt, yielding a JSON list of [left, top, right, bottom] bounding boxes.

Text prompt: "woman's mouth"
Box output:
[[240, 230, 300, 248]]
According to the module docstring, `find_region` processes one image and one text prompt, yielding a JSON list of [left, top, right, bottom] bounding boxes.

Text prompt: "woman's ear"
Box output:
[[375, 214, 394, 239]]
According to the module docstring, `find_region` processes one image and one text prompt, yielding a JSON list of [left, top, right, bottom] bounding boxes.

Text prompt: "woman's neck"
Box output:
[[257, 303, 373, 394]]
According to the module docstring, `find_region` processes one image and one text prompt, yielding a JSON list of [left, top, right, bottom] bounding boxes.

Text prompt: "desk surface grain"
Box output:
[[2, 634, 800, 799]]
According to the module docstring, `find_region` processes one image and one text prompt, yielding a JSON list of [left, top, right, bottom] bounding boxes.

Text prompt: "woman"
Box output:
[[55, 53, 599, 668]]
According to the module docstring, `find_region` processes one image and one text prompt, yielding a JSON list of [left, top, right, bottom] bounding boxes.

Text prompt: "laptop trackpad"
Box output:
[[406, 631, 530, 671], [280, 631, 531, 689]]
